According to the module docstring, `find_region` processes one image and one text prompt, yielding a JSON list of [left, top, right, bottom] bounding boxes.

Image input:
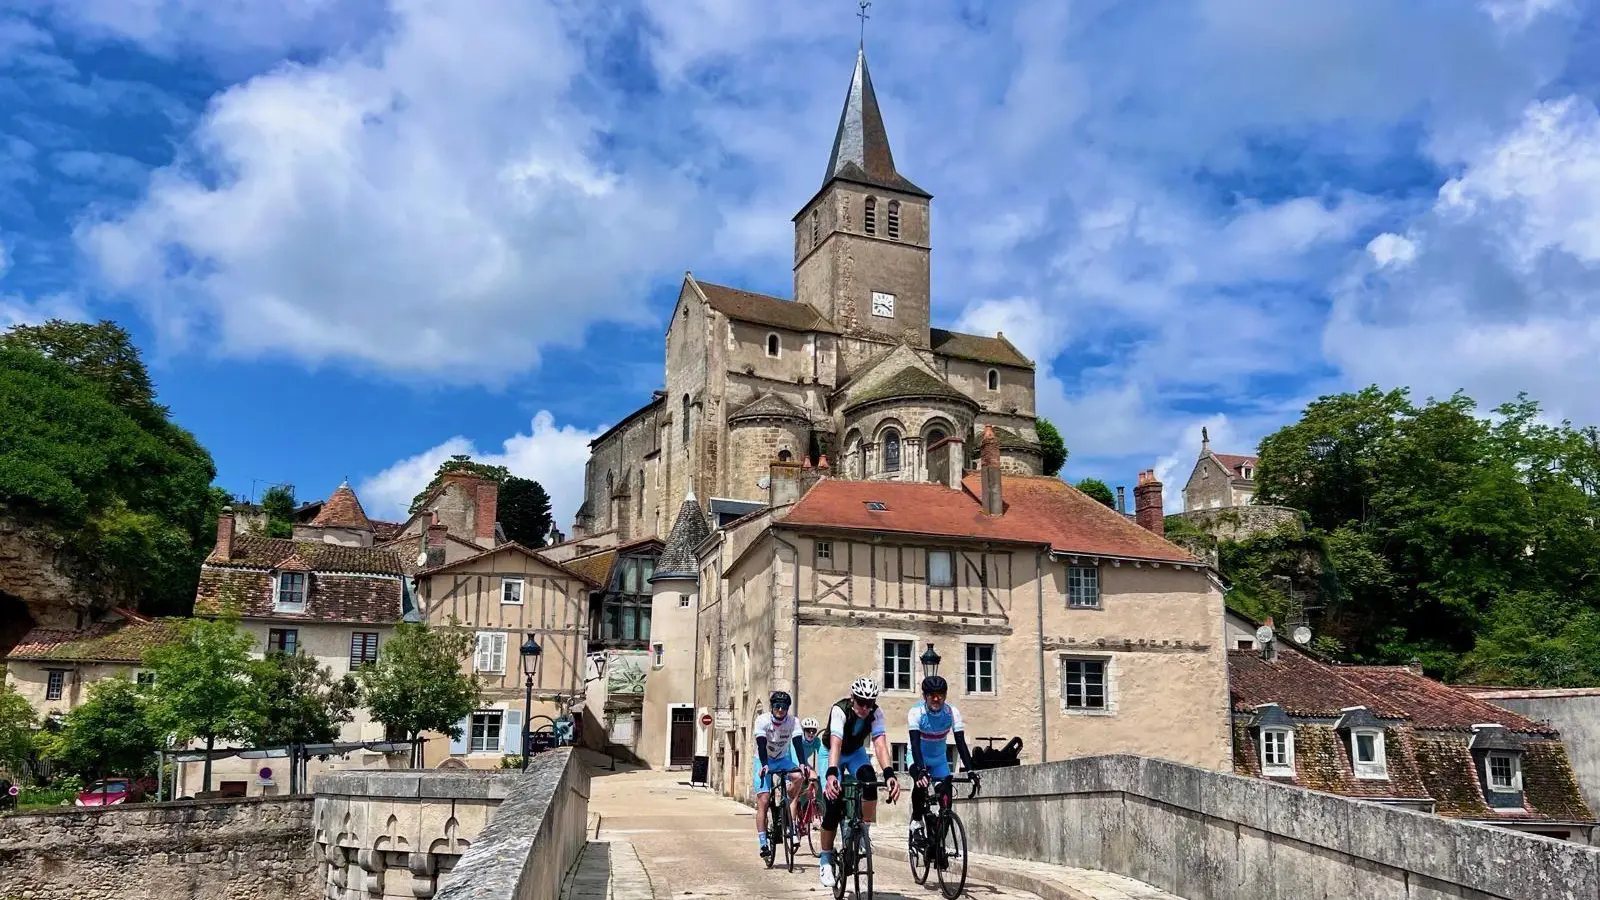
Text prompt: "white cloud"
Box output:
[[1481, 0, 1571, 30], [359, 411, 602, 527], [1367, 233, 1417, 269]]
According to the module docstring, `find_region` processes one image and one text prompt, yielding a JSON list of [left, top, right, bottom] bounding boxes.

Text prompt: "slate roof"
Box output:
[[779, 475, 1195, 564], [929, 329, 1033, 368], [655, 493, 712, 581], [309, 482, 373, 530], [206, 535, 404, 575], [994, 427, 1041, 453], [729, 392, 810, 424], [821, 48, 930, 198], [843, 365, 976, 413], [6, 615, 181, 663], [696, 281, 841, 334]]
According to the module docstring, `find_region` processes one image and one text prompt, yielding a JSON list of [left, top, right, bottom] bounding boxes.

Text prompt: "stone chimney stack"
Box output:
[[426, 513, 449, 568], [474, 480, 499, 548], [769, 458, 805, 507], [215, 507, 236, 561], [1134, 470, 1164, 535], [980, 426, 1004, 516], [1116, 485, 1127, 515]]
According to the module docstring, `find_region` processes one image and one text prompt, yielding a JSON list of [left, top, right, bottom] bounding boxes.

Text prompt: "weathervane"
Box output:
[[857, 0, 871, 46]]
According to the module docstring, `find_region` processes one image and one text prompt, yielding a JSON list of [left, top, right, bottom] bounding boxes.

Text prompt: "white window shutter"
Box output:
[[505, 709, 523, 755]]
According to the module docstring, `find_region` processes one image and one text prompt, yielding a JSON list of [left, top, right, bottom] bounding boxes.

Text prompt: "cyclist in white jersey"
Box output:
[[752, 690, 809, 857]]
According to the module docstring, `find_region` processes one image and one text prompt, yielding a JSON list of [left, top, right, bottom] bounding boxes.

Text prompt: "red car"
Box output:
[[75, 778, 151, 806]]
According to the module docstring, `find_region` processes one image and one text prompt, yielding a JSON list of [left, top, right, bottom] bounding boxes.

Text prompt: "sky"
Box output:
[[5, 0, 1600, 523]]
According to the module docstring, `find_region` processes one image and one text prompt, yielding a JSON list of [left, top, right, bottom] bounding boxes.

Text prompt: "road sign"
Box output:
[[6, 785, 17, 796], [699, 713, 713, 727]]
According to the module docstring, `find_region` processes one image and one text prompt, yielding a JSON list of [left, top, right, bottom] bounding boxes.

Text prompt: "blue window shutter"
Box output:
[[505, 709, 524, 755], [450, 716, 470, 754]]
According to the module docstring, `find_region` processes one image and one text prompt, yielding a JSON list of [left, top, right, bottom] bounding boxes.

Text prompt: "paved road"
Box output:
[[588, 762, 1043, 900]]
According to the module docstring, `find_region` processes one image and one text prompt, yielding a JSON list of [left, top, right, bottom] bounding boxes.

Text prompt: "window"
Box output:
[[350, 632, 380, 668], [1488, 753, 1522, 792], [268, 628, 299, 656], [883, 639, 913, 692], [778, 449, 793, 462], [136, 671, 156, 687], [1243, 466, 1254, 480], [891, 741, 909, 768], [680, 594, 692, 608], [1237, 639, 1254, 650], [470, 711, 504, 753], [811, 209, 820, 247], [864, 501, 888, 511], [987, 369, 999, 392], [682, 395, 691, 445], [636, 469, 645, 521], [652, 643, 665, 668], [1352, 729, 1387, 779], [601, 596, 652, 644], [501, 578, 524, 605], [965, 643, 995, 694], [864, 197, 877, 234], [1261, 729, 1294, 776], [767, 333, 780, 357], [1068, 566, 1100, 608], [816, 541, 833, 563], [1061, 658, 1108, 711], [928, 550, 954, 588], [45, 670, 64, 701], [475, 632, 508, 673], [882, 430, 901, 472], [887, 200, 901, 239], [275, 572, 307, 610]]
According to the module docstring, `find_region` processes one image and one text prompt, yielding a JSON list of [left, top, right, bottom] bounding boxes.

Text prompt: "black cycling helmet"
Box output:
[[921, 675, 949, 695], [769, 690, 792, 708]]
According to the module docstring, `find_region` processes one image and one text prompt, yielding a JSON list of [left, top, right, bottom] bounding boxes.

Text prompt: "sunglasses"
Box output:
[[851, 698, 877, 711], [772, 704, 790, 712]]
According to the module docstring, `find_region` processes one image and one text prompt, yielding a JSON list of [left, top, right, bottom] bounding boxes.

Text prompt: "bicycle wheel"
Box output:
[[781, 793, 796, 872], [908, 816, 930, 884], [831, 843, 850, 900], [858, 828, 874, 900], [802, 796, 817, 857], [764, 782, 781, 869], [935, 811, 967, 900]]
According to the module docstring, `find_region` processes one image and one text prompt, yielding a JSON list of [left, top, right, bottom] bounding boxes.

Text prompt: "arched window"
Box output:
[[845, 432, 863, 480], [766, 333, 780, 358], [811, 209, 820, 247], [987, 369, 1000, 392], [927, 428, 947, 447], [864, 197, 877, 235], [636, 470, 644, 520], [606, 470, 614, 498], [681, 395, 690, 445], [882, 430, 902, 472], [887, 200, 901, 240], [778, 449, 793, 462]]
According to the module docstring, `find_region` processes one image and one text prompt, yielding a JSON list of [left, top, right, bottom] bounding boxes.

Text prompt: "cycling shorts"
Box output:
[[752, 751, 801, 794]]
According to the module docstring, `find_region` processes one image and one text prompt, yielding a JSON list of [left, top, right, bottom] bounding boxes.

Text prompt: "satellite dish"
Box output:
[[758, 475, 771, 490], [415, 551, 429, 567], [1292, 626, 1313, 646], [1254, 625, 1276, 646]]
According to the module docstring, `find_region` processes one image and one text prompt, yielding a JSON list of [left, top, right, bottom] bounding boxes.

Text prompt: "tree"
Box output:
[[500, 476, 553, 547], [408, 454, 509, 515], [259, 484, 297, 539], [0, 320, 161, 422], [45, 678, 165, 783], [0, 680, 35, 778], [359, 622, 479, 766], [1037, 418, 1067, 477], [144, 618, 261, 792], [1075, 478, 1116, 508], [246, 651, 359, 748]]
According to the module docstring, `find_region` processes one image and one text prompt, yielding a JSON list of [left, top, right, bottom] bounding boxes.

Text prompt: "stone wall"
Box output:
[[0, 796, 315, 900], [960, 754, 1600, 900], [1166, 505, 1302, 543]]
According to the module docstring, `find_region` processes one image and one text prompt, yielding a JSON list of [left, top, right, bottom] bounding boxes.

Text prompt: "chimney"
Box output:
[[1116, 485, 1127, 515], [980, 426, 1004, 516], [474, 480, 499, 548], [215, 507, 236, 560], [426, 513, 449, 568], [1134, 469, 1164, 535]]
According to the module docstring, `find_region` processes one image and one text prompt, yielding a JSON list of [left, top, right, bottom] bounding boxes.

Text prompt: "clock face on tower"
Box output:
[[871, 291, 896, 318]]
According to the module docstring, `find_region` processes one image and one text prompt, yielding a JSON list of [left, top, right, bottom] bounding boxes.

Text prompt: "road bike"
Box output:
[[907, 773, 980, 899], [794, 773, 820, 857], [830, 775, 893, 900], [761, 769, 798, 872]]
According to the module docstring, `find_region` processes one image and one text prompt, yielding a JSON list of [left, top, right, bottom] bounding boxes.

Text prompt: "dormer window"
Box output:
[[1243, 466, 1254, 480], [864, 197, 877, 235], [1470, 723, 1526, 803], [1336, 706, 1388, 779], [987, 369, 1000, 392], [275, 572, 307, 612], [1254, 703, 1295, 777], [1487, 753, 1522, 792], [887, 200, 901, 239], [766, 333, 780, 358]]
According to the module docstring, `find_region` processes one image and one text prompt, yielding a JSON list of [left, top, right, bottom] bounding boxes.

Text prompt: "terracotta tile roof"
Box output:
[[370, 520, 404, 541], [1233, 722, 1431, 801], [779, 475, 1195, 563], [194, 568, 403, 624], [929, 329, 1033, 368], [309, 482, 372, 530], [564, 549, 617, 588], [418, 541, 604, 588], [1213, 453, 1258, 479], [376, 531, 488, 575], [696, 281, 841, 334], [843, 366, 977, 413], [1521, 740, 1595, 821], [1337, 666, 1554, 735], [206, 535, 404, 575], [6, 617, 181, 663]]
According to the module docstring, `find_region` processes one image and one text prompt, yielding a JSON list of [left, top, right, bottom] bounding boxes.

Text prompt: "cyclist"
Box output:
[[907, 674, 977, 845], [753, 690, 808, 858], [795, 716, 827, 835], [818, 677, 901, 889]]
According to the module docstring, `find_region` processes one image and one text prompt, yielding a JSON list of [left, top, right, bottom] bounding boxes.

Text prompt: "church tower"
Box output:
[[793, 48, 932, 349]]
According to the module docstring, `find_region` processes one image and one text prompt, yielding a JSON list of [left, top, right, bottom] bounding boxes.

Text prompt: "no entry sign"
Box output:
[[699, 713, 713, 727]]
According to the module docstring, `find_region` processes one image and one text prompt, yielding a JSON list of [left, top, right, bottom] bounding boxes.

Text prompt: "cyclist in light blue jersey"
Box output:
[[906, 674, 976, 842]]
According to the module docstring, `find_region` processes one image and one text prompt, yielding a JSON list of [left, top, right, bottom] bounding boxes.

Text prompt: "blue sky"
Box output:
[[4, 0, 1600, 523]]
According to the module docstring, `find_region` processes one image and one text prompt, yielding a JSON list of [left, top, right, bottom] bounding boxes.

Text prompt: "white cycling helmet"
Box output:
[[850, 677, 881, 700], [801, 717, 820, 730]]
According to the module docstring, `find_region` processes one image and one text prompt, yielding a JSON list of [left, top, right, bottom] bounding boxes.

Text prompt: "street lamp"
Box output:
[[920, 643, 941, 679], [520, 636, 542, 772]]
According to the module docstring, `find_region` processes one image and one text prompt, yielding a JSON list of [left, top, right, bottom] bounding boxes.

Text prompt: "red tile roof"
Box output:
[[6, 617, 182, 663], [206, 535, 403, 575], [1213, 453, 1258, 478], [777, 475, 1195, 563], [696, 281, 841, 334], [194, 568, 403, 624], [310, 482, 373, 530], [370, 520, 404, 541], [417, 541, 604, 588]]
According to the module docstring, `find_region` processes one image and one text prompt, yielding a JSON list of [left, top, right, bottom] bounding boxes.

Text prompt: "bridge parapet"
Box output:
[[961, 755, 1599, 900]]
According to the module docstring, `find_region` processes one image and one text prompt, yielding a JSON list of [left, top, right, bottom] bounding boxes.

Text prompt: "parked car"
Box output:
[[75, 777, 152, 806]]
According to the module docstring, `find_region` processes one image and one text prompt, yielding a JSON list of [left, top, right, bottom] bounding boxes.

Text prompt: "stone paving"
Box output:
[[572, 760, 1176, 900]]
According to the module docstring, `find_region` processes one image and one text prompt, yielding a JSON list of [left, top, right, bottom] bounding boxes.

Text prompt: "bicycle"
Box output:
[[794, 773, 820, 857], [761, 769, 798, 872], [907, 773, 979, 899], [830, 776, 893, 900]]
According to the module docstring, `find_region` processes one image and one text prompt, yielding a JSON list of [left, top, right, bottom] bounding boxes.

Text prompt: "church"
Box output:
[[573, 48, 1041, 541]]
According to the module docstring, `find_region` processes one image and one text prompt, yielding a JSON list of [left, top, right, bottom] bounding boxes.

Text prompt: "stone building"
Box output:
[[574, 48, 1041, 543], [1182, 427, 1258, 511], [639, 492, 712, 769], [1230, 644, 1596, 842], [675, 430, 1230, 801], [3, 609, 178, 719]]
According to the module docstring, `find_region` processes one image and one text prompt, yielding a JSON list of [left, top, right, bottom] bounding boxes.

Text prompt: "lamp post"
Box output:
[[920, 642, 941, 680], [520, 636, 542, 772]]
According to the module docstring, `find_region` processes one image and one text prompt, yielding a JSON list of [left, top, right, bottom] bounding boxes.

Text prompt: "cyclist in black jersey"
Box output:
[[816, 676, 900, 889]]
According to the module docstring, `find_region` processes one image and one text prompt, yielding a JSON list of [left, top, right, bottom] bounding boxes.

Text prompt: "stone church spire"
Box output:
[[822, 48, 928, 197]]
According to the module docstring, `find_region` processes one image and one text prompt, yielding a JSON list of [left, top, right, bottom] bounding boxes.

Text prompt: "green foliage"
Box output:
[[246, 651, 359, 747], [144, 618, 261, 790], [45, 678, 165, 781], [358, 622, 479, 746], [1036, 418, 1067, 477], [1074, 477, 1115, 508], [259, 485, 297, 539], [500, 476, 553, 547], [0, 680, 35, 777], [408, 454, 509, 515], [0, 323, 218, 615]]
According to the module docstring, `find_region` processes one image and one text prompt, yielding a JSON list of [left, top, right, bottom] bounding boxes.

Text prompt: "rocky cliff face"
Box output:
[[0, 516, 88, 652]]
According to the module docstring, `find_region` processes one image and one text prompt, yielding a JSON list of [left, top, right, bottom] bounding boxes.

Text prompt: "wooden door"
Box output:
[[669, 708, 695, 767]]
